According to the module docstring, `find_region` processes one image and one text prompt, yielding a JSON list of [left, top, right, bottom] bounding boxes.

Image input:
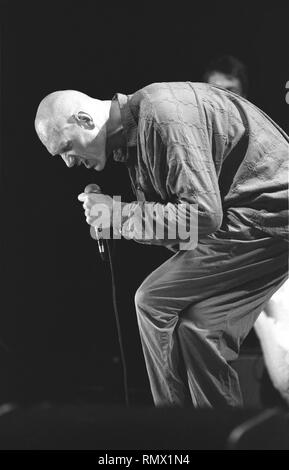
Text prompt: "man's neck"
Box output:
[[105, 99, 126, 154]]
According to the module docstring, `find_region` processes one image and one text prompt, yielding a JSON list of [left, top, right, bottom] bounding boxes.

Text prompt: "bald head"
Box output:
[[34, 89, 121, 171], [35, 90, 98, 147], [36, 90, 95, 119], [34, 89, 123, 171]]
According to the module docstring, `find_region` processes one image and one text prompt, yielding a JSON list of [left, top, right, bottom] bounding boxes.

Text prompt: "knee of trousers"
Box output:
[[134, 285, 159, 311], [135, 285, 153, 313], [134, 286, 158, 326], [134, 285, 179, 327]]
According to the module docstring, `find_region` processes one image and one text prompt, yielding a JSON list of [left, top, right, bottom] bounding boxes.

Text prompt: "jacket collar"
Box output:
[[112, 93, 137, 163]]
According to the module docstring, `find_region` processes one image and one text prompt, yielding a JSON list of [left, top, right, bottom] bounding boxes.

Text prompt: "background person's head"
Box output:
[[203, 54, 248, 97], [34, 90, 111, 171]]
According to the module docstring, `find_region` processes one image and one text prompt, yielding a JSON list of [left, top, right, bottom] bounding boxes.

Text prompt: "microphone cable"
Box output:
[[104, 238, 130, 407], [84, 184, 129, 406]]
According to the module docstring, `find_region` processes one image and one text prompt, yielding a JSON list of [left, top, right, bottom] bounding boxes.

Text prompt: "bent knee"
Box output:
[[135, 286, 151, 310]]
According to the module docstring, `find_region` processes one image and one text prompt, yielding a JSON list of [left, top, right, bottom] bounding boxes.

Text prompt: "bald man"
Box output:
[[35, 82, 289, 408]]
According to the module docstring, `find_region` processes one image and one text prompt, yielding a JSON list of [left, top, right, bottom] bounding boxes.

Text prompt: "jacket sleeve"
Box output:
[[119, 119, 223, 248]]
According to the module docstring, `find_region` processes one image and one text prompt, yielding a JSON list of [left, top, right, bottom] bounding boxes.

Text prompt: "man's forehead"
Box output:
[[37, 121, 62, 155]]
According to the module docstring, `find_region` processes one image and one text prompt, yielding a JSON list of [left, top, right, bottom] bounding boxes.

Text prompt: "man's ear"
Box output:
[[71, 111, 95, 130]]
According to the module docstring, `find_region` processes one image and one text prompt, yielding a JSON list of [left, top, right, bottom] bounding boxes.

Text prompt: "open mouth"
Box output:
[[68, 155, 96, 169], [83, 161, 95, 169], [75, 158, 93, 168]]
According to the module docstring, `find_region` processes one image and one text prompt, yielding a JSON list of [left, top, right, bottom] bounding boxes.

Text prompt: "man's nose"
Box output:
[[61, 154, 75, 167]]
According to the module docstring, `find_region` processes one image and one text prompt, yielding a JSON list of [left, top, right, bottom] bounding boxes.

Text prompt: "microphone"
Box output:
[[84, 183, 106, 261]]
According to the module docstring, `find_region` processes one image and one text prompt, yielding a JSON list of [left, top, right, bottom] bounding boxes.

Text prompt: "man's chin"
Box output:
[[93, 162, 105, 171], [92, 153, 109, 171]]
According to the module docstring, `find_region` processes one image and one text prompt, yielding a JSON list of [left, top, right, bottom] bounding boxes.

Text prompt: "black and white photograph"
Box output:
[[0, 0, 289, 456]]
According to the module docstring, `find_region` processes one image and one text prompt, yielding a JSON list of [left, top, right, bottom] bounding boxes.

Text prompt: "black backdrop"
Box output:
[[1, 1, 289, 404]]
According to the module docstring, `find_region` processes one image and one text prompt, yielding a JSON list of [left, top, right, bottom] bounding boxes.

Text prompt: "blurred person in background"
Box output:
[[204, 54, 248, 97]]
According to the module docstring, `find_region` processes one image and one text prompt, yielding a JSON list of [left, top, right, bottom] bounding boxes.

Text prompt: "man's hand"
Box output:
[[77, 192, 113, 229]]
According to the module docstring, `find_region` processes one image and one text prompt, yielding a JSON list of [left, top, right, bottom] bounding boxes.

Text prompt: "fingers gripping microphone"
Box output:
[[84, 183, 106, 261]]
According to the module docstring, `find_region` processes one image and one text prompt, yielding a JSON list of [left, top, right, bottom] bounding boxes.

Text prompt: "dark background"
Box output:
[[0, 1, 289, 405]]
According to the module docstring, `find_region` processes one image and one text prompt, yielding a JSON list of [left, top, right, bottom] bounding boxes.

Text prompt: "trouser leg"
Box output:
[[135, 236, 288, 407], [177, 319, 243, 407], [135, 288, 190, 406]]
